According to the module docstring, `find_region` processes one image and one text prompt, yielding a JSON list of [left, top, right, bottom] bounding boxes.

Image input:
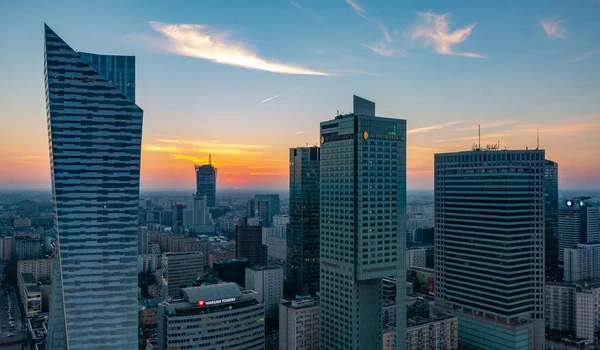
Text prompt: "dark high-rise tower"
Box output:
[[195, 155, 217, 207], [544, 160, 560, 281], [235, 219, 267, 267], [44, 24, 142, 349], [319, 96, 407, 349], [287, 146, 320, 297], [558, 197, 600, 264]]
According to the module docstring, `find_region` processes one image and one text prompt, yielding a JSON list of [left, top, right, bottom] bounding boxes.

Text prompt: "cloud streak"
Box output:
[[345, 0, 366, 17], [408, 120, 470, 134], [148, 21, 329, 75], [407, 11, 485, 58], [260, 95, 282, 104], [573, 49, 600, 62], [540, 17, 567, 39], [453, 120, 517, 131]]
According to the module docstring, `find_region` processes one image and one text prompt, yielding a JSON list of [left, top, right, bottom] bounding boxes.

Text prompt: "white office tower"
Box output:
[[157, 283, 265, 349], [279, 296, 320, 350], [183, 195, 214, 233], [435, 149, 546, 349], [44, 24, 142, 349], [319, 96, 407, 349], [245, 265, 284, 317]]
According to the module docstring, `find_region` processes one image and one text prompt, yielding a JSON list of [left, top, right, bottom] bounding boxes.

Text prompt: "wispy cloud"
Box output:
[[295, 131, 308, 135], [289, 0, 322, 20], [361, 43, 397, 57], [540, 17, 567, 39], [345, 0, 366, 17], [407, 11, 485, 58], [434, 133, 509, 143], [290, 0, 302, 10], [573, 49, 600, 62], [260, 95, 282, 104], [148, 21, 329, 75], [19, 156, 43, 160], [454, 120, 517, 132], [408, 120, 470, 134]]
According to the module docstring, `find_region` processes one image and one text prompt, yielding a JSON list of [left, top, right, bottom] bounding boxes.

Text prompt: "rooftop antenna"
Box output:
[[478, 124, 481, 150], [209, 154, 212, 165], [536, 129, 539, 150]]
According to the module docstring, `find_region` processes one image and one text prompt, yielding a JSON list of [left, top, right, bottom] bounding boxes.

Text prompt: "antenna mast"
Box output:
[[536, 129, 539, 150], [209, 154, 212, 165], [478, 124, 481, 150]]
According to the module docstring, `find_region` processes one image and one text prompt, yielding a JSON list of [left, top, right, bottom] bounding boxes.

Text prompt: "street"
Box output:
[[0, 268, 27, 348]]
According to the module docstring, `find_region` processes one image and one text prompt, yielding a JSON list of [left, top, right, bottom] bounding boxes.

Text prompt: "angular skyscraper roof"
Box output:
[[45, 24, 143, 349]]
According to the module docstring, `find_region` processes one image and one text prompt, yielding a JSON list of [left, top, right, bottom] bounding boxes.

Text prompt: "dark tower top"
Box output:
[[195, 157, 217, 207]]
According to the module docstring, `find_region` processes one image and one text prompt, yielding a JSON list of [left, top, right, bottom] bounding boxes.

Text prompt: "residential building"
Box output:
[[139, 226, 149, 255], [245, 265, 284, 317], [157, 283, 265, 350], [564, 243, 600, 283], [195, 157, 217, 207], [160, 252, 204, 298], [265, 235, 287, 261], [319, 96, 407, 349], [287, 146, 320, 297], [545, 282, 576, 333], [406, 248, 426, 269], [45, 24, 142, 349], [138, 254, 158, 274], [183, 195, 215, 233], [0, 236, 13, 260], [236, 218, 268, 267], [559, 198, 600, 264], [213, 258, 249, 287], [15, 233, 45, 260], [434, 149, 546, 349], [382, 314, 458, 350], [279, 296, 320, 350], [17, 259, 53, 281]]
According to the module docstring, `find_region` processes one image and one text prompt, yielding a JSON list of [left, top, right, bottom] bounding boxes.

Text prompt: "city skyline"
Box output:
[[1, 0, 600, 191]]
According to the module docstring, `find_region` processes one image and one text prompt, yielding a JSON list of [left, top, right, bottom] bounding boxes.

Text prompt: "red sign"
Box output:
[[197, 300, 205, 307]]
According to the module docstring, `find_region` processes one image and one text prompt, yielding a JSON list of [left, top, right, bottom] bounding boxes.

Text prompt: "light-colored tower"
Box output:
[[319, 96, 407, 349]]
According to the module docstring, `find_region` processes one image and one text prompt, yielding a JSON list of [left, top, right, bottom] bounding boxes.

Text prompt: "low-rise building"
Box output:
[[159, 251, 204, 298], [157, 283, 265, 350], [279, 296, 320, 350], [19, 272, 42, 316], [383, 313, 458, 350]]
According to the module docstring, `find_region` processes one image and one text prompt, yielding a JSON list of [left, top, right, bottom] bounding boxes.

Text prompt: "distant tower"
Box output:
[[195, 155, 217, 207], [558, 197, 600, 264]]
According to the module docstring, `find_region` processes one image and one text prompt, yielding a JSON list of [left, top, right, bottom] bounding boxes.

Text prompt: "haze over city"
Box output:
[[1, 0, 599, 191]]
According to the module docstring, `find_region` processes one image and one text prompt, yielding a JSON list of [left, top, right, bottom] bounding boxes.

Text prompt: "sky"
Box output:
[[0, 0, 599, 191]]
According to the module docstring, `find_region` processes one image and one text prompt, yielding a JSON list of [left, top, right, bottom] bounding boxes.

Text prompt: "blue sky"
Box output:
[[0, 0, 599, 190]]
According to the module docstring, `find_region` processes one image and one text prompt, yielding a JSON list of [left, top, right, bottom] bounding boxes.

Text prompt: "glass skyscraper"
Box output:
[[319, 96, 406, 349], [434, 149, 546, 349], [287, 146, 320, 297], [44, 24, 142, 349], [544, 160, 560, 281], [558, 197, 600, 264]]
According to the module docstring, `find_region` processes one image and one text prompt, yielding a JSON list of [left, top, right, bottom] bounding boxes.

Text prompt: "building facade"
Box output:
[[287, 146, 320, 297], [319, 96, 407, 349], [245, 265, 284, 317], [559, 198, 600, 264], [545, 282, 576, 333], [157, 283, 265, 350], [279, 297, 320, 350], [544, 160, 559, 280], [213, 258, 249, 287], [160, 252, 204, 298], [434, 149, 546, 349], [15, 234, 45, 260], [406, 248, 427, 269], [17, 259, 53, 281], [45, 24, 142, 349], [564, 243, 600, 283], [195, 159, 217, 207], [236, 219, 268, 267]]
